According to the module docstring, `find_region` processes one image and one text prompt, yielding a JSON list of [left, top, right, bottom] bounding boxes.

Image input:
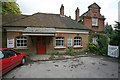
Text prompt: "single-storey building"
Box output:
[[2, 4, 89, 54]]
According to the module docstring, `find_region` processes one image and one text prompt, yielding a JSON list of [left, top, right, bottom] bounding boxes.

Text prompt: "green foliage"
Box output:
[[1, 2, 21, 14], [110, 31, 120, 45], [65, 47, 74, 55], [103, 22, 113, 38], [97, 34, 108, 48], [109, 21, 120, 58], [88, 34, 109, 56], [110, 21, 120, 46], [98, 47, 108, 56], [88, 42, 99, 53], [46, 50, 59, 55], [97, 34, 108, 56]]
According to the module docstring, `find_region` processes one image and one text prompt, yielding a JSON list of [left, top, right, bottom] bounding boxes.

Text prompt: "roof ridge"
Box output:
[[32, 12, 60, 16]]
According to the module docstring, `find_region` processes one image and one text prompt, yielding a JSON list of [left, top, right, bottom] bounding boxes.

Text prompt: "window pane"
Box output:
[[24, 40, 27, 43], [17, 44, 20, 46], [92, 18, 98, 26], [21, 44, 23, 46], [21, 40, 23, 43], [24, 44, 27, 46], [17, 40, 20, 43]]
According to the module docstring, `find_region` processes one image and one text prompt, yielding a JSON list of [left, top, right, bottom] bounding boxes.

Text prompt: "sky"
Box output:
[[16, 0, 120, 25]]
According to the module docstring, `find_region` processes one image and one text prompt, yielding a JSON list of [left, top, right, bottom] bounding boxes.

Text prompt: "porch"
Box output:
[[23, 27, 55, 55]]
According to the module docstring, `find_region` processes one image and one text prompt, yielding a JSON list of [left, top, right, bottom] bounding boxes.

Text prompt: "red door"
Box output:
[[37, 37, 46, 54]]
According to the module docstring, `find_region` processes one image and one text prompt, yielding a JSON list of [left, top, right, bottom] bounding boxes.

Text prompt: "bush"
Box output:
[[46, 50, 59, 55], [89, 33, 109, 56], [98, 47, 108, 56], [88, 42, 99, 54], [65, 47, 74, 55], [97, 34, 108, 56]]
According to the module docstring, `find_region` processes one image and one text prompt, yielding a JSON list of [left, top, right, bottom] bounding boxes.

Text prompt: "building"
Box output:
[[2, 5, 89, 54], [80, 3, 105, 32], [118, 1, 120, 22], [79, 3, 106, 43]]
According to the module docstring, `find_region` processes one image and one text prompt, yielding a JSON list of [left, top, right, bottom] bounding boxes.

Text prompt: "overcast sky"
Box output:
[[16, 0, 120, 25]]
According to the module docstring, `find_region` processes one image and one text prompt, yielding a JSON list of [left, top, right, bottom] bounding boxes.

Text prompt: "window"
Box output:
[[74, 37, 82, 46], [56, 37, 64, 47], [67, 38, 72, 47], [3, 50, 17, 57], [16, 36, 27, 48], [92, 18, 98, 26], [0, 51, 4, 59], [92, 37, 98, 44]]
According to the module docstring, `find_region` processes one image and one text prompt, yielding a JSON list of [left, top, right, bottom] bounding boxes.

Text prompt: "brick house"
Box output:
[[79, 3, 106, 43], [80, 3, 105, 32], [2, 4, 89, 54]]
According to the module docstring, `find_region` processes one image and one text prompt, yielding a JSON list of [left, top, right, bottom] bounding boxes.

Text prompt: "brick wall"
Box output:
[[83, 4, 105, 32], [6, 32, 89, 54], [54, 33, 89, 50]]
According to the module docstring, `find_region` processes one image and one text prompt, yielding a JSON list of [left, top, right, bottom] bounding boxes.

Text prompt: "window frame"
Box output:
[[74, 37, 82, 47], [92, 18, 98, 26], [16, 36, 27, 48], [55, 37, 65, 48]]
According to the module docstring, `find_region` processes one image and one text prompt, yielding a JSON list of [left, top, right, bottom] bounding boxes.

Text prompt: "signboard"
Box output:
[[108, 45, 119, 58], [7, 38, 14, 48], [67, 38, 72, 47], [23, 27, 56, 33]]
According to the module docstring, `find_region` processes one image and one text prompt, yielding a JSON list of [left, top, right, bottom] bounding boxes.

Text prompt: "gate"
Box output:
[[108, 45, 119, 58]]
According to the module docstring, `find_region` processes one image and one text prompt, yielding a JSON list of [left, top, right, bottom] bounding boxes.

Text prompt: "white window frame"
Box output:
[[55, 37, 64, 48], [92, 18, 98, 26], [16, 36, 27, 48], [74, 37, 82, 47]]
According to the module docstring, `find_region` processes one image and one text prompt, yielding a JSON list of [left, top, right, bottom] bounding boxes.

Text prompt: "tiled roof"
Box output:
[[2, 14, 28, 25], [88, 2, 101, 9], [2, 13, 89, 30]]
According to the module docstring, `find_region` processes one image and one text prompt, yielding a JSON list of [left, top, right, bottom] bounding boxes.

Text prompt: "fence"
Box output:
[[108, 45, 119, 58]]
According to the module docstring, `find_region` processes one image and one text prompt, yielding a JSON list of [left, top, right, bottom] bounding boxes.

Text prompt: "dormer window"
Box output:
[[92, 18, 98, 26]]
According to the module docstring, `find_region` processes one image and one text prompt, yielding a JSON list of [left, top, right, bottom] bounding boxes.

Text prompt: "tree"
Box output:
[[103, 22, 113, 39], [0, 2, 21, 14], [110, 21, 120, 46], [114, 21, 120, 31]]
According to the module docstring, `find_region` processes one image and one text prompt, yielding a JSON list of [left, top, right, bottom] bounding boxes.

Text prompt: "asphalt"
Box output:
[[3, 54, 119, 78]]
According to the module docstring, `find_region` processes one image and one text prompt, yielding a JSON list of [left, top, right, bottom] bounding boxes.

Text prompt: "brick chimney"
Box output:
[[75, 7, 80, 22], [60, 4, 64, 16]]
